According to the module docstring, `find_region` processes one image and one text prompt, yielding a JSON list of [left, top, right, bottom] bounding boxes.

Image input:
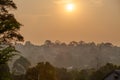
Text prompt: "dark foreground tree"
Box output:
[[0, 0, 23, 64], [0, 64, 11, 80], [90, 63, 120, 80], [26, 62, 56, 80], [0, 0, 23, 80]]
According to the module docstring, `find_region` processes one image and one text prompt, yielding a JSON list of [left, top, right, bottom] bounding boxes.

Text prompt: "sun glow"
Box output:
[[66, 3, 75, 12]]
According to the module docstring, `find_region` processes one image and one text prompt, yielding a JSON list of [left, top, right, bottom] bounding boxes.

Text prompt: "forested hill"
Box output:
[[15, 40, 120, 69]]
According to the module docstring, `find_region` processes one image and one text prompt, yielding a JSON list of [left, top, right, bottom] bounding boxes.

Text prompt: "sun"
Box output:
[[66, 3, 75, 12]]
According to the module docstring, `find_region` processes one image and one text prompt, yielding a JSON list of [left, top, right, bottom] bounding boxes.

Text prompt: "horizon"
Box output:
[[14, 0, 120, 46], [20, 40, 120, 47]]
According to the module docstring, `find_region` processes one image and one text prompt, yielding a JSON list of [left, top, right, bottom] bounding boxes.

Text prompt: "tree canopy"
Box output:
[[0, 0, 23, 64], [26, 62, 56, 80]]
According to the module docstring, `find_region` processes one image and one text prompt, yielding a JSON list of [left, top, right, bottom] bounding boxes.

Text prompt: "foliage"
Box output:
[[0, 46, 17, 64], [0, 0, 23, 80], [13, 62, 120, 80], [26, 62, 56, 80], [18, 40, 120, 69], [90, 63, 120, 80], [0, 0, 23, 44], [0, 64, 12, 80], [12, 56, 31, 75], [56, 68, 73, 80], [0, 0, 23, 64]]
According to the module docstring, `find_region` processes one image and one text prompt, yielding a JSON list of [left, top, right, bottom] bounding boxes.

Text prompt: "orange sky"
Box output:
[[14, 0, 120, 46]]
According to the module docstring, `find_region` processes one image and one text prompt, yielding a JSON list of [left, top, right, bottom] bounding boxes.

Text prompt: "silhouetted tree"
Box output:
[[0, 0, 23, 64], [44, 40, 53, 47], [0, 64, 11, 80], [68, 41, 78, 46], [12, 56, 31, 75], [0, 0, 23, 80], [90, 63, 120, 80], [56, 68, 72, 80], [55, 40, 61, 46], [26, 62, 56, 80]]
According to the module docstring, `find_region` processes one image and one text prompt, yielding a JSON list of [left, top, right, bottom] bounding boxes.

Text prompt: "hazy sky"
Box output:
[[14, 0, 120, 45]]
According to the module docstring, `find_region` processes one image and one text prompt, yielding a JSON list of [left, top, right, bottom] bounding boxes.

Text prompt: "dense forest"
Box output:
[[7, 61, 120, 80], [15, 40, 120, 69]]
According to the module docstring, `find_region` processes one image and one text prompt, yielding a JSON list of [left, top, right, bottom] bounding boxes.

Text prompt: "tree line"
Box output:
[[16, 40, 120, 69], [12, 62, 120, 80]]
